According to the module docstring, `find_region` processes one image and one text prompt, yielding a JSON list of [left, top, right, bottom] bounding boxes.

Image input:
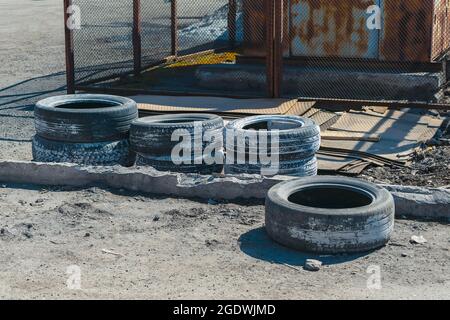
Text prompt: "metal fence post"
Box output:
[[444, 55, 449, 84], [228, 0, 237, 48], [265, 0, 275, 98], [133, 0, 142, 76], [273, 0, 283, 98], [64, 0, 75, 94], [171, 0, 178, 57]]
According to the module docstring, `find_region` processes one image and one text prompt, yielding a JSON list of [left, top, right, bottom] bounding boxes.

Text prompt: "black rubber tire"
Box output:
[[136, 154, 223, 174], [32, 135, 135, 166], [265, 176, 395, 254], [130, 114, 224, 156], [35, 94, 138, 143], [225, 156, 318, 177], [224, 115, 320, 176]]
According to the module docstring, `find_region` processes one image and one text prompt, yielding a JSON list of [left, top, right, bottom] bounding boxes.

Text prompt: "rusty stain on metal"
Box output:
[[432, 0, 447, 60], [433, 0, 450, 60], [289, 0, 379, 58], [380, 0, 434, 62], [243, 0, 441, 63], [243, 0, 267, 57]]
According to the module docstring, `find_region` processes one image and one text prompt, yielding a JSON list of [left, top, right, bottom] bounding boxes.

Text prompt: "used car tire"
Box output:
[[130, 114, 223, 156], [32, 135, 135, 166], [265, 176, 395, 253], [35, 94, 138, 143], [136, 154, 224, 174], [130, 114, 224, 174], [225, 155, 317, 176], [224, 115, 320, 176]]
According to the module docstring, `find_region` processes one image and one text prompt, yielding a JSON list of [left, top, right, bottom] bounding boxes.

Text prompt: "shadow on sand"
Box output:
[[239, 227, 374, 267]]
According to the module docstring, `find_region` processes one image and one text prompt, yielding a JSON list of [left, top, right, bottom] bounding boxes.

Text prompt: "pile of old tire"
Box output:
[[265, 176, 395, 253], [33, 94, 138, 166], [224, 115, 320, 176], [130, 114, 224, 174]]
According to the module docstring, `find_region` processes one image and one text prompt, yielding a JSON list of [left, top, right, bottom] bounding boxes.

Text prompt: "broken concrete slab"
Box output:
[[382, 185, 450, 220], [0, 160, 448, 220]]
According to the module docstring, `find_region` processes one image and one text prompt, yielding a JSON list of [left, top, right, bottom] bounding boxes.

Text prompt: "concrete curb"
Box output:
[[0, 160, 448, 220]]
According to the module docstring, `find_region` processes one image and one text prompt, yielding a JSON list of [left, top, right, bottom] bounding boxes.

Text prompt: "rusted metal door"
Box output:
[[289, 0, 380, 58]]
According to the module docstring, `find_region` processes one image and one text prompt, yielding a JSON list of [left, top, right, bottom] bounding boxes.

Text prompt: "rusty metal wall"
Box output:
[[432, 0, 450, 60], [289, 0, 380, 59], [380, 0, 434, 62], [243, 0, 266, 56], [243, 0, 289, 58], [243, 0, 438, 62]]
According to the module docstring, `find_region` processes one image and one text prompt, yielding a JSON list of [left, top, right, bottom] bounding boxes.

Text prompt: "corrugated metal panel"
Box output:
[[379, 0, 434, 62], [290, 0, 380, 58]]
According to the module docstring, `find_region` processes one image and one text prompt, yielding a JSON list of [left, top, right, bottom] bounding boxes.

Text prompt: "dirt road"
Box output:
[[0, 183, 449, 299]]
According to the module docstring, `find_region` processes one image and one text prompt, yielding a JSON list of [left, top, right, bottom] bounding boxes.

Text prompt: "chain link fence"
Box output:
[[67, 0, 449, 101]]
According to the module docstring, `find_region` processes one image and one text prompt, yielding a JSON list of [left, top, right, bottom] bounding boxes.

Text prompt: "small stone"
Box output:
[[304, 259, 322, 272], [84, 233, 90, 237], [22, 231, 33, 239], [205, 239, 219, 247], [153, 215, 160, 222], [401, 252, 409, 257], [410, 235, 427, 244]]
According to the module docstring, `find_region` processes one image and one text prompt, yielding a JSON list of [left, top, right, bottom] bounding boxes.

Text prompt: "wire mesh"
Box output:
[[69, 0, 448, 101], [281, 0, 447, 102], [72, 0, 134, 84]]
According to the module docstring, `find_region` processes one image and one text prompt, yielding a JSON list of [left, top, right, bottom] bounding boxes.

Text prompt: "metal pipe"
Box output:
[[265, 0, 275, 98], [171, 0, 178, 57], [64, 0, 75, 94], [228, 0, 237, 48], [133, 0, 142, 76]]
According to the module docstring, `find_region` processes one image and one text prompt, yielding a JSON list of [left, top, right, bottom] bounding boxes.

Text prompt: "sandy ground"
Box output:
[[0, 183, 449, 300], [0, 0, 449, 300], [0, 0, 65, 161]]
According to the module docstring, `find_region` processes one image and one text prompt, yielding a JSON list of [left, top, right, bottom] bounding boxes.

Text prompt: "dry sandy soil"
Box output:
[[1, 0, 449, 300], [0, 183, 449, 300]]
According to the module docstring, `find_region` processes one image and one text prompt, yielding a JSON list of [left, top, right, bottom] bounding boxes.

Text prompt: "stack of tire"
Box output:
[[224, 115, 320, 176], [33, 94, 138, 166], [130, 114, 224, 174]]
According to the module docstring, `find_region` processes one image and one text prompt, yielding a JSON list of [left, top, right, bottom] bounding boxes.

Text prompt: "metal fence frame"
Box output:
[[64, 0, 449, 102], [64, 0, 285, 98]]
